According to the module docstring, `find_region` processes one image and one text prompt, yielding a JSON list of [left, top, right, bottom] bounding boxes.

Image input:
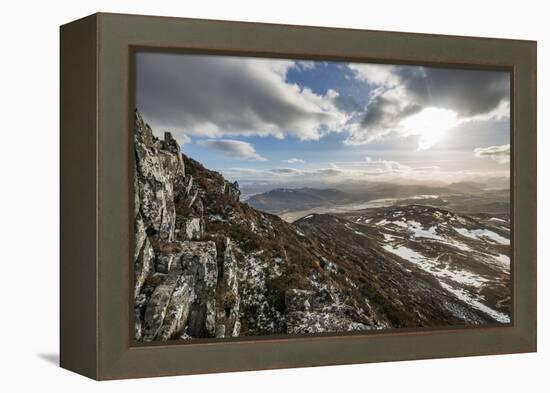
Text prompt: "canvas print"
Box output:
[[133, 52, 511, 342]]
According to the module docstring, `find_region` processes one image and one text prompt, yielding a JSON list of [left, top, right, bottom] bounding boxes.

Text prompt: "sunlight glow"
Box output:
[[400, 107, 459, 150]]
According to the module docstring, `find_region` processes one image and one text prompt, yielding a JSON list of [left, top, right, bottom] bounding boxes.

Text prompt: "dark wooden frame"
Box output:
[[60, 12, 537, 380]]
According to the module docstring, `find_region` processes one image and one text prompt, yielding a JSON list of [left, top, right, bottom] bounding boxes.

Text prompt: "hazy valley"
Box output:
[[246, 183, 509, 222]]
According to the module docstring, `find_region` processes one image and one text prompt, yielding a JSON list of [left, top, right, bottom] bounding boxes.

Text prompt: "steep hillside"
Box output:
[[133, 110, 510, 342], [297, 206, 511, 325]]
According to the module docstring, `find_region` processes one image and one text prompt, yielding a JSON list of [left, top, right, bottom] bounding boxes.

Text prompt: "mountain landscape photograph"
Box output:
[[133, 52, 511, 342]]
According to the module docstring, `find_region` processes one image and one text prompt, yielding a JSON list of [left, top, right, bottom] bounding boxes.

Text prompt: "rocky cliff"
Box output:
[[134, 111, 241, 340], [133, 110, 510, 342]]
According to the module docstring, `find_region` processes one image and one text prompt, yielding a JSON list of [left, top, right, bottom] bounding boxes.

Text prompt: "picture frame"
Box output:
[[60, 12, 537, 380]]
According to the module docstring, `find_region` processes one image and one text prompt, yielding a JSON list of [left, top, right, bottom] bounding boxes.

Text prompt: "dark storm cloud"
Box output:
[[361, 95, 422, 128], [396, 67, 510, 117], [135, 52, 347, 142], [346, 63, 510, 146], [360, 95, 390, 127]]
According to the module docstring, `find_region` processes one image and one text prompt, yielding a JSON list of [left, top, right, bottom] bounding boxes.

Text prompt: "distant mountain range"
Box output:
[[247, 182, 510, 217], [246, 187, 353, 213]]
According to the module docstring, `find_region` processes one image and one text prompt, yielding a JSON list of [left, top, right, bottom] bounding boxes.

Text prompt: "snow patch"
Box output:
[[383, 233, 399, 242], [449, 241, 472, 252], [410, 194, 439, 200], [493, 253, 510, 267], [382, 244, 509, 322], [383, 245, 487, 288], [408, 221, 445, 241], [439, 282, 510, 323], [383, 245, 425, 265], [391, 220, 408, 228], [453, 227, 509, 245]]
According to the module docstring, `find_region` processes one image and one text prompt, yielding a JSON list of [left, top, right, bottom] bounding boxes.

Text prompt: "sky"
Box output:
[[135, 52, 510, 191]]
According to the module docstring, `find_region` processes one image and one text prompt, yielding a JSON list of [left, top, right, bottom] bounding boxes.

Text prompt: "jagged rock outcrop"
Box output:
[[134, 111, 247, 341], [183, 241, 218, 337], [135, 117, 183, 243], [214, 238, 241, 337], [134, 111, 217, 341], [222, 180, 241, 203], [142, 266, 194, 341]]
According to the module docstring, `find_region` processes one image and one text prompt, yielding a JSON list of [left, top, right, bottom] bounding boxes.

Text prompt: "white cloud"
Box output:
[[295, 61, 316, 71], [269, 168, 303, 174], [474, 144, 510, 164], [222, 157, 433, 184], [220, 162, 507, 187], [282, 158, 305, 164], [179, 134, 191, 145], [197, 139, 267, 161], [365, 156, 412, 172], [137, 53, 349, 142], [137, 53, 509, 154], [348, 63, 398, 86]]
